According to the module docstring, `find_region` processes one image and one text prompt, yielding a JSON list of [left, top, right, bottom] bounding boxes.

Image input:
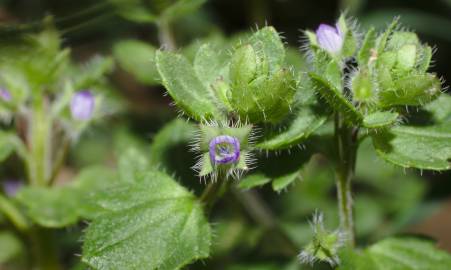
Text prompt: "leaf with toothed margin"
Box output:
[[238, 173, 271, 189], [309, 72, 363, 125], [372, 122, 451, 170], [156, 50, 222, 120], [363, 111, 399, 129], [272, 170, 300, 192], [82, 169, 211, 270], [358, 27, 376, 65], [257, 106, 328, 150], [417, 45, 433, 73]]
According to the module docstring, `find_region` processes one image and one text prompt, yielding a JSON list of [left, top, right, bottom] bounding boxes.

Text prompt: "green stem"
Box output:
[[334, 113, 358, 247], [157, 19, 176, 50], [29, 98, 52, 187], [29, 227, 61, 270], [200, 177, 228, 214]]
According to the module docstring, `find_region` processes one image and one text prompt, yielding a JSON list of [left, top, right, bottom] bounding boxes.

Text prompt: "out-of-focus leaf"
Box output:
[[82, 169, 211, 270], [156, 50, 221, 120], [149, 118, 196, 173], [339, 237, 451, 270], [113, 40, 159, 85], [272, 171, 301, 192], [372, 123, 451, 170], [15, 166, 118, 227], [73, 55, 114, 89], [0, 231, 23, 263]]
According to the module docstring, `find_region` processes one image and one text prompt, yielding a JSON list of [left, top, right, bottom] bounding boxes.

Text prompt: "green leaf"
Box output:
[[113, 40, 159, 85], [150, 118, 197, 172], [108, 0, 157, 23], [309, 73, 363, 125], [82, 170, 211, 270], [340, 237, 451, 270], [15, 166, 118, 227], [194, 43, 229, 87], [16, 187, 79, 228], [423, 94, 451, 122], [238, 174, 271, 189], [372, 123, 451, 170], [161, 0, 207, 22], [257, 106, 327, 150], [249, 26, 285, 72], [272, 170, 300, 192], [363, 111, 399, 129], [73, 55, 114, 89], [0, 231, 23, 263], [156, 50, 221, 120], [379, 74, 441, 107], [0, 132, 17, 162], [358, 27, 376, 65]]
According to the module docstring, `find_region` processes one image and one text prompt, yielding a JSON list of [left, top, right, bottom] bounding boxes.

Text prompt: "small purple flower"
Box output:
[[71, 90, 95, 120], [316, 24, 344, 54], [2, 180, 23, 197], [0, 88, 11, 102], [209, 135, 240, 165]]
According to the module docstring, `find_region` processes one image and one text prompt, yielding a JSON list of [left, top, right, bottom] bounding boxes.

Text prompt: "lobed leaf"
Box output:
[[372, 123, 451, 170], [82, 169, 211, 270]]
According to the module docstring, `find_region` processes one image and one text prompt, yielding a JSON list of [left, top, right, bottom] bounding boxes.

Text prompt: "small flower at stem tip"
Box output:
[[316, 24, 344, 54], [71, 90, 95, 121], [209, 135, 240, 165]]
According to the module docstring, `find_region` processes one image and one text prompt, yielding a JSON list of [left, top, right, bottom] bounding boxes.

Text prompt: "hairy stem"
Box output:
[[29, 97, 52, 186], [334, 113, 358, 246], [158, 19, 176, 50], [200, 174, 230, 214]]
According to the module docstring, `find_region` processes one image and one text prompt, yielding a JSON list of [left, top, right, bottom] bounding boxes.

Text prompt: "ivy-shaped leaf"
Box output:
[[248, 26, 285, 72], [194, 43, 229, 88], [372, 123, 451, 170], [156, 50, 222, 120], [82, 169, 211, 270]]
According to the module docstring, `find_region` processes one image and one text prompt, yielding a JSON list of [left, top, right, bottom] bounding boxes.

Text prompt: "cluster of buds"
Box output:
[[305, 15, 441, 115], [221, 27, 297, 123]]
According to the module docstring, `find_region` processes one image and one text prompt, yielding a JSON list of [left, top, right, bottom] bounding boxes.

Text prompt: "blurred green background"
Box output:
[[0, 0, 450, 269]]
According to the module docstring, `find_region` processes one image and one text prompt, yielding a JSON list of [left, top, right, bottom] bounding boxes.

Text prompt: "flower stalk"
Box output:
[[334, 113, 358, 247]]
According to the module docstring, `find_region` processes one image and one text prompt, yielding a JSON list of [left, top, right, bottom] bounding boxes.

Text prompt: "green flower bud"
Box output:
[[229, 45, 257, 86], [351, 70, 375, 103], [228, 27, 297, 123]]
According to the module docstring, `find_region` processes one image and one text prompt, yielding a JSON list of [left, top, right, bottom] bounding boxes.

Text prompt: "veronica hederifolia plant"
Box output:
[[297, 14, 451, 267]]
